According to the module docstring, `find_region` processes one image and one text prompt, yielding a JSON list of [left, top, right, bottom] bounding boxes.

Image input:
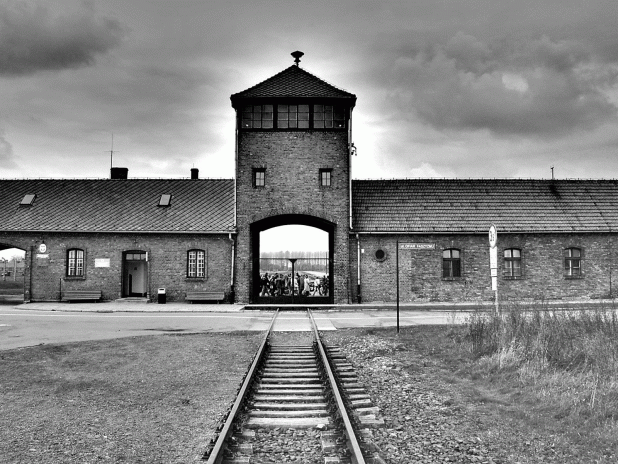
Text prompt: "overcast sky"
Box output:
[[0, 0, 617, 180]]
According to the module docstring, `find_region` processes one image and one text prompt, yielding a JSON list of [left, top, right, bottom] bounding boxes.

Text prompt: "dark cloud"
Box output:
[[377, 31, 618, 136], [0, 2, 124, 76]]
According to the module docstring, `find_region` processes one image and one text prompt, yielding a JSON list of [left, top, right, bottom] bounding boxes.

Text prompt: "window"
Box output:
[[67, 249, 84, 276], [277, 104, 309, 129], [20, 194, 36, 206], [253, 168, 266, 188], [504, 248, 522, 278], [442, 249, 461, 278], [242, 105, 273, 129], [313, 105, 345, 129], [565, 247, 582, 277], [320, 169, 332, 187], [188, 250, 205, 278], [158, 194, 171, 206], [125, 252, 147, 261], [240, 104, 346, 129]]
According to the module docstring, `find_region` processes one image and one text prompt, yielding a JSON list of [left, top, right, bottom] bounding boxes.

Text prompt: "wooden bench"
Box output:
[[62, 290, 102, 302], [185, 291, 226, 303]]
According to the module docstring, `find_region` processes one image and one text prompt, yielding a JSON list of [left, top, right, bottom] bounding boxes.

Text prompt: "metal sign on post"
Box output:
[[489, 224, 499, 313]]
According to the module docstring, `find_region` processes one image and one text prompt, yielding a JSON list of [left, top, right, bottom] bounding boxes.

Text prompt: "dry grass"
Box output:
[[467, 305, 618, 429], [0, 332, 261, 463]]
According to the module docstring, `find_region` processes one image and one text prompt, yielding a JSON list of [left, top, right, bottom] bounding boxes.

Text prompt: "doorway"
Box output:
[[122, 251, 148, 297]]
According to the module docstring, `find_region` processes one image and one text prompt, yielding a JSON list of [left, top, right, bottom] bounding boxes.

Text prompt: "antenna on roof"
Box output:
[[291, 51, 304, 66], [107, 133, 118, 169], [551, 166, 554, 180]]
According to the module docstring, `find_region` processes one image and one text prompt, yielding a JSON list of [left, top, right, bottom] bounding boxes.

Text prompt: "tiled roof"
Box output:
[[0, 179, 235, 233], [352, 179, 618, 233], [230, 65, 356, 103]]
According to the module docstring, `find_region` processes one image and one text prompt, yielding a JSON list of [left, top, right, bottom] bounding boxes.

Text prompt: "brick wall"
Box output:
[[350, 233, 618, 303], [235, 130, 351, 303], [0, 232, 231, 302]]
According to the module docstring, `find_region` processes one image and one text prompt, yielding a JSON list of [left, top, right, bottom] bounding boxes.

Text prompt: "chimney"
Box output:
[[190, 168, 199, 180], [110, 167, 128, 179]]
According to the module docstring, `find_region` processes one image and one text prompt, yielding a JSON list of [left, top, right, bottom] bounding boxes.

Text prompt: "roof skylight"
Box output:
[[158, 194, 172, 206], [20, 194, 36, 206]]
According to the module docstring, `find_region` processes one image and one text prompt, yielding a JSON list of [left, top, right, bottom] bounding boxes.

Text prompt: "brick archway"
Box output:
[[250, 214, 334, 304]]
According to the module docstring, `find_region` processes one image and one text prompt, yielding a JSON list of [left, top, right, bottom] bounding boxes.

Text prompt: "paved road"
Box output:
[[0, 305, 467, 350]]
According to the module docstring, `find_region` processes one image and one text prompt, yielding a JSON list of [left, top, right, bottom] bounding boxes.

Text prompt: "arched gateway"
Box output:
[[251, 214, 334, 304]]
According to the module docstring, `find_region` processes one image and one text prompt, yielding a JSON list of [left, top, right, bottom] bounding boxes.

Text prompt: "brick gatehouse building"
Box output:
[[3, 53, 618, 304]]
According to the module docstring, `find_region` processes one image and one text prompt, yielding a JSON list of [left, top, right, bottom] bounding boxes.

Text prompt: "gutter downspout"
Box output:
[[356, 233, 361, 304], [229, 233, 235, 303]]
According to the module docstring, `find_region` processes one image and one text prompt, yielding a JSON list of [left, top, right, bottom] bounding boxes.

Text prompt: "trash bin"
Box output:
[[157, 288, 166, 304]]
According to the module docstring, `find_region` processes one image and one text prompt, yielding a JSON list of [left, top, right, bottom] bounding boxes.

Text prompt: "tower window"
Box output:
[[242, 105, 273, 129], [278, 104, 309, 129], [313, 105, 345, 128], [320, 169, 332, 187], [240, 104, 346, 129], [253, 168, 266, 188]]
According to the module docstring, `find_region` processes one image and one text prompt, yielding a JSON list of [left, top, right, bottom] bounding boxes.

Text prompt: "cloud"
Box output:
[[0, 1, 124, 76], [0, 130, 16, 168], [378, 31, 618, 136]]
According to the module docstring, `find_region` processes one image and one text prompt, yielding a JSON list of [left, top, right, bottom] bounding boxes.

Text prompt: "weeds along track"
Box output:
[[203, 309, 385, 464]]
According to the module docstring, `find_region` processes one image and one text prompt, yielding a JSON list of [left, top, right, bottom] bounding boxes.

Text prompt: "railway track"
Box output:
[[203, 309, 385, 464]]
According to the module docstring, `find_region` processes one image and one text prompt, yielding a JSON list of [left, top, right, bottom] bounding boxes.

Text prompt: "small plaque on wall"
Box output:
[[95, 258, 111, 268]]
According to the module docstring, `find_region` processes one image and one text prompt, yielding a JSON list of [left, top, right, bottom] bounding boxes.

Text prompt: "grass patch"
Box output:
[[467, 305, 618, 428], [0, 332, 261, 463]]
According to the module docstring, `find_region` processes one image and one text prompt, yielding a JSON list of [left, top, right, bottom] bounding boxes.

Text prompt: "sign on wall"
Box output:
[[399, 243, 436, 250], [95, 258, 111, 268]]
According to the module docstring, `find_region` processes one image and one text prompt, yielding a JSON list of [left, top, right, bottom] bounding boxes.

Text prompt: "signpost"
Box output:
[[489, 224, 499, 313], [396, 242, 436, 333]]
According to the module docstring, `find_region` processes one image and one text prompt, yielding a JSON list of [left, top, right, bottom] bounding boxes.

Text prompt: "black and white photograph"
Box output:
[[1, 0, 618, 462]]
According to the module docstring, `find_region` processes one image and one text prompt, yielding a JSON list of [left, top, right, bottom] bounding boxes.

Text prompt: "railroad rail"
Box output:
[[203, 308, 383, 464]]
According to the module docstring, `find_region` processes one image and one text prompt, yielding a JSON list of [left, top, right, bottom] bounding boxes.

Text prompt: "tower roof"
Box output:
[[231, 64, 356, 107]]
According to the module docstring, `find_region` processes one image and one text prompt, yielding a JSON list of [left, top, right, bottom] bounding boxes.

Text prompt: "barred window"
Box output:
[[442, 249, 461, 278], [67, 249, 84, 276], [241, 105, 273, 129], [504, 248, 522, 278], [564, 247, 581, 277], [188, 249, 205, 278]]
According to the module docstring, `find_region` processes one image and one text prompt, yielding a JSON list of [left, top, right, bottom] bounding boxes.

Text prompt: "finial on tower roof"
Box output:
[[291, 51, 304, 66]]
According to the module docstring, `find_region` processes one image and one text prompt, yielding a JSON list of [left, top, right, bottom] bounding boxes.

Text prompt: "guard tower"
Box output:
[[231, 52, 357, 303]]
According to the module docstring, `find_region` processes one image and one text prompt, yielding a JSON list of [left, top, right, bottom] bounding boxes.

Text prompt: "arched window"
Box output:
[[564, 247, 582, 277], [187, 249, 205, 278], [504, 248, 522, 278], [67, 248, 84, 276], [442, 249, 461, 278]]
